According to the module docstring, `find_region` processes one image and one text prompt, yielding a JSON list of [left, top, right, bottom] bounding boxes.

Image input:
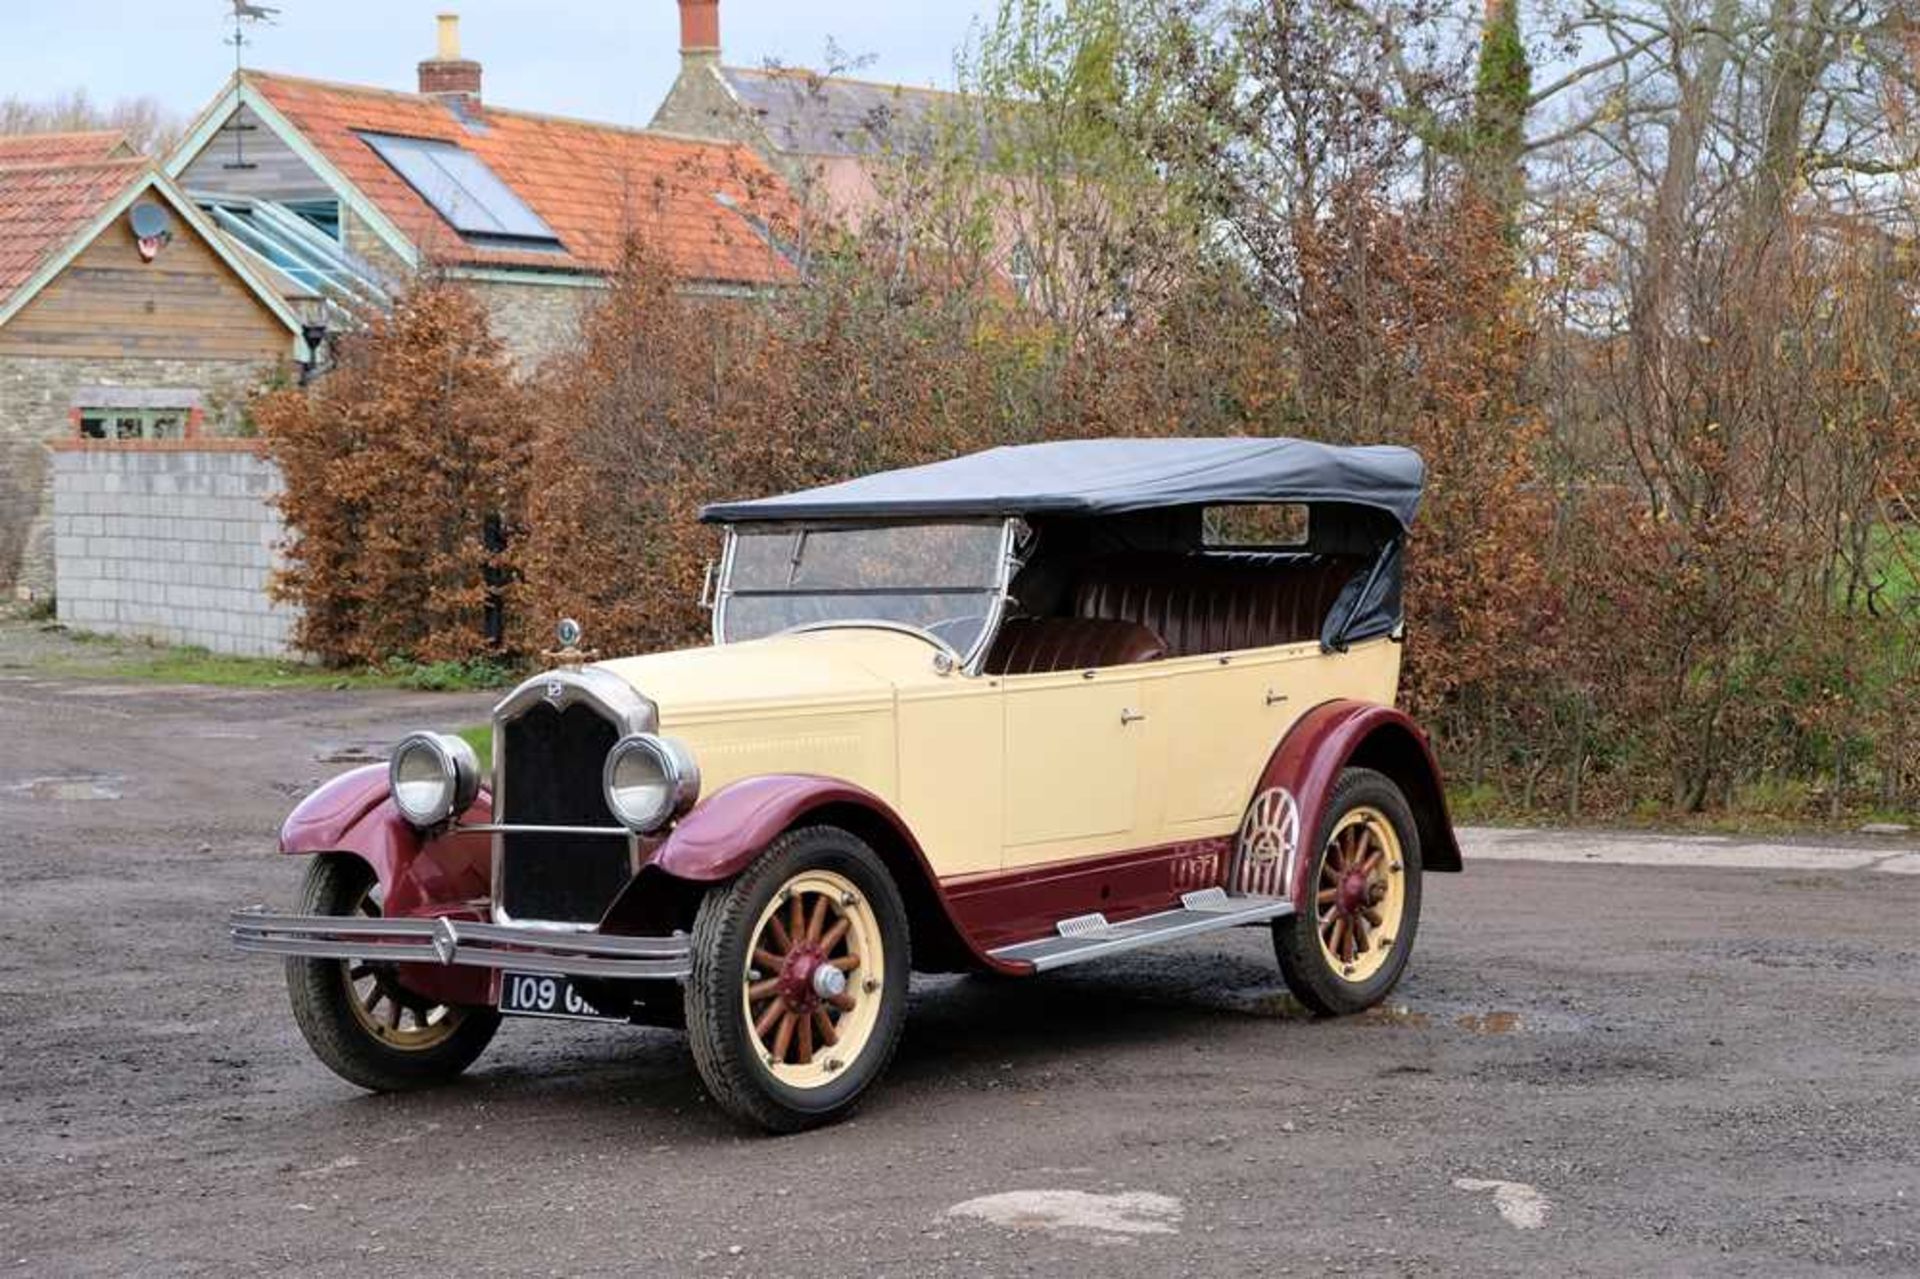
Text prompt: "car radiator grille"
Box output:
[[499, 701, 633, 924]]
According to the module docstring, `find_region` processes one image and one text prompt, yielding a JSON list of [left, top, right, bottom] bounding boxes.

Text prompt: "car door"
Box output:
[[1000, 665, 1147, 863], [1152, 647, 1303, 832], [1151, 638, 1407, 838]]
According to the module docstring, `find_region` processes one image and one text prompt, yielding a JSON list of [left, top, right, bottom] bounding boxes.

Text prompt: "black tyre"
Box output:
[[1273, 767, 1423, 1016], [685, 825, 911, 1133], [284, 854, 500, 1092]]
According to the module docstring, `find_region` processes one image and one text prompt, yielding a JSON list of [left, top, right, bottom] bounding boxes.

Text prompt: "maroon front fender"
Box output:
[[648, 774, 916, 883], [278, 765, 493, 915], [1256, 701, 1463, 910], [616, 774, 1020, 975], [278, 765, 391, 856], [277, 765, 493, 1005]]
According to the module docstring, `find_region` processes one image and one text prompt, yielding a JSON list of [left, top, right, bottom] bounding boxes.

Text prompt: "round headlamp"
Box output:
[[388, 731, 481, 829], [603, 734, 700, 833]]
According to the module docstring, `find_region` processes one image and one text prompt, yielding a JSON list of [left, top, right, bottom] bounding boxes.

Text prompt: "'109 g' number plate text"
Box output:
[[498, 972, 624, 1022]]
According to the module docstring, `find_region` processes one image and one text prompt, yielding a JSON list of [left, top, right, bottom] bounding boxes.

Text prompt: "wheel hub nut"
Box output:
[[811, 963, 848, 1000]]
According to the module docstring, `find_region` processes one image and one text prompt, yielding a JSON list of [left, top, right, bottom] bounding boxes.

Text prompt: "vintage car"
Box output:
[[232, 437, 1461, 1131]]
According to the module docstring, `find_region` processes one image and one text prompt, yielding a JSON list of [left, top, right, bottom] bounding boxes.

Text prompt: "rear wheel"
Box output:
[[1273, 768, 1423, 1015], [685, 826, 910, 1133], [284, 854, 500, 1091]]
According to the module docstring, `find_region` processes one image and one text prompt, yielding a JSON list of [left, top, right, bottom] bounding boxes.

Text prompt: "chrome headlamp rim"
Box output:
[[602, 733, 701, 834], [388, 731, 481, 829]]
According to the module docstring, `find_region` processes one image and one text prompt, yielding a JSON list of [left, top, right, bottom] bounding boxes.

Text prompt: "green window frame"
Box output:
[[283, 199, 343, 242]]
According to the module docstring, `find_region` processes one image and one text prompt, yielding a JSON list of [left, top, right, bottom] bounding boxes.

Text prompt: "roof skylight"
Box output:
[[358, 132, 559, 249]]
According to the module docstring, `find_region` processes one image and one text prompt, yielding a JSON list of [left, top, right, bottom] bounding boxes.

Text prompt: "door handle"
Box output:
[[1120, 708, 1146, 726], [1264, 689, 1289, 707]]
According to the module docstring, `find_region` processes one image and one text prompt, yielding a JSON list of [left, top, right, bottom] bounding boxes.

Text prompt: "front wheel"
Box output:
[[283, 854, 500, 1091], [684, 825, 911, 1133], [1273, 767, 1423, 1016]]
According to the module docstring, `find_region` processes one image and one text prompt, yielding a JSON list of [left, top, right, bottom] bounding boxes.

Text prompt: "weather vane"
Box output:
[[224, 0, 281, 168], [224, 0, 280, 73]]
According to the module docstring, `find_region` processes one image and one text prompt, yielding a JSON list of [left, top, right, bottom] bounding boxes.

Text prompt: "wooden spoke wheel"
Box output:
[[1274, 768, 1423, 1016], [284, 854, 499, 1092], [741, 869, 885, 1090], [686, 826, 910, 1133], [340, 885, 467, 1052], [1314, 806, 1407, 985]]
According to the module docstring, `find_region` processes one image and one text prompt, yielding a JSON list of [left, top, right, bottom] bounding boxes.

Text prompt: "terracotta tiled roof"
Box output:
[[245, 72, 798, 283], [0, 131, 136, 167], [0, 157, 146, 307]]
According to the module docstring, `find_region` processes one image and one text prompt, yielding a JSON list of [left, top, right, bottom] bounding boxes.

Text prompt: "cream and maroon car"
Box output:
[[232, 437, 1462, 1131]]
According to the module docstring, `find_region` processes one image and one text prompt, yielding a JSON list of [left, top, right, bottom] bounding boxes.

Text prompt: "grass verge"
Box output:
[[24, 625, 516, 692], [455, 724, 493, 770]]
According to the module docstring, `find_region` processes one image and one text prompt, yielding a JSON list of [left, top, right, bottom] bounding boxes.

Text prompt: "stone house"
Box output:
[[0, 138, 312, 598], [651, 0, 1036, 296], [164, 14, 801, 368], [651, 0, 963, 218]]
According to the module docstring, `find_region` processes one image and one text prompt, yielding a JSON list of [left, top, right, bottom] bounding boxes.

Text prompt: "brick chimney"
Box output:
[[679, 0, 720, 64], [418, 13, 482, 104]]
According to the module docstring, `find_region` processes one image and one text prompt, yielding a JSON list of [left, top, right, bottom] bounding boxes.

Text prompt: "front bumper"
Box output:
[[228, 908, 692, 980]]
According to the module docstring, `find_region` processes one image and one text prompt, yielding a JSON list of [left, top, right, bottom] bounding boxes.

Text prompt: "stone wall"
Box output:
[[0, 353, 279, 598], [650, 60, 758, 147], [340, 208, 414, 286], [648, 61, 846, 205], [50, 442, 297, 658], [463, 276, 602, 370], [340, 209, 601, 369]]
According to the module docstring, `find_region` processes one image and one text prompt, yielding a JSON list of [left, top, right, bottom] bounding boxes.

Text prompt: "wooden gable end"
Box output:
[[176, 103, 335, 204], [0, 209, 292, 362]]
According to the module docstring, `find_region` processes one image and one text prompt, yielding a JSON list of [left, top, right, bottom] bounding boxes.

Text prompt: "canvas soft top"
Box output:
[[700, 437, 1426, 530]]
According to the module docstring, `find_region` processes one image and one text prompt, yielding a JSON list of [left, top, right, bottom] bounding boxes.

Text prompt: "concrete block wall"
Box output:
[[50, 442, 299, 658], [0, 352, 276, 597]]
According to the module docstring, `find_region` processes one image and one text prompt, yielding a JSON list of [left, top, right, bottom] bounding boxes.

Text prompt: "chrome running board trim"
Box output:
[[988, 890, 1294, 972], [228, 908, 691, 980]]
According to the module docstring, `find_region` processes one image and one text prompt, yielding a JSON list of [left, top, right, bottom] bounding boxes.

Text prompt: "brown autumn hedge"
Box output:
[[255, 284, 531, 666]]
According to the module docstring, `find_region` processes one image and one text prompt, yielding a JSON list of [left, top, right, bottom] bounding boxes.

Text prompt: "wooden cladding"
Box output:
[[175, 104, 336, 204], [0, 214, 291, 362]]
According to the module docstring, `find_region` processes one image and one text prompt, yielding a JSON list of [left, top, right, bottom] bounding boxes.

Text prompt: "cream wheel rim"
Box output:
[[1315, 806, 1407, 984], [741, 869, 884, 1090], [340, 882, 466, 1050]]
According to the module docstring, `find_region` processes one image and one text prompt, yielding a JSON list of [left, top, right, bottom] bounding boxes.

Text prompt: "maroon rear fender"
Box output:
[[1256, 701, 1463, 910]]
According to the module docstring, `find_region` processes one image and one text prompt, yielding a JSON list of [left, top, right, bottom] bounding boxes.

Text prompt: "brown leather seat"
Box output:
[[1072, 553, 1359, 656], [984, 616, 1168, 676]]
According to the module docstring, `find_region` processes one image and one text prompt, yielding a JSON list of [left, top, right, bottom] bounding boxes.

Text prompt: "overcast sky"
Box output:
[[6, 2, 992, 131]]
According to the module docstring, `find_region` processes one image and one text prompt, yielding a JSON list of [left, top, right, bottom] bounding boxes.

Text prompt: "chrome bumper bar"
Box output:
[[228, 908, 692, 980]]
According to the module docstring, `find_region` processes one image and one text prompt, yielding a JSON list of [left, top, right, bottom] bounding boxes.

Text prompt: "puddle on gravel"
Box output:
[[1209, 986, 1313, 1019], [314, 744, 383, 764], [1360, 1001, 1590, 1035], [1205, 986, 1587, 1034], [5, 774, 123, 801], [1363, 1003, 1432, 1028]]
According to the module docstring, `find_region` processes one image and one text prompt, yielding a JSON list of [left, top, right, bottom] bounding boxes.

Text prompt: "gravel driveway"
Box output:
[[2, 665, 1916, 1277]]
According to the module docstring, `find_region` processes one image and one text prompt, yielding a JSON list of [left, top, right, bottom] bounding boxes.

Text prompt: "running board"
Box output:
[[988, 888, 1294, 972]]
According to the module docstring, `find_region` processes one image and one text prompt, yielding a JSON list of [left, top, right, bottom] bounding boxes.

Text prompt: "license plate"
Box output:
[[498, 972, 625, 1022]]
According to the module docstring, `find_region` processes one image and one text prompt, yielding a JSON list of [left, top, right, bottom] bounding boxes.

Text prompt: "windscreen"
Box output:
[[719, 522, 1006, 656]]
